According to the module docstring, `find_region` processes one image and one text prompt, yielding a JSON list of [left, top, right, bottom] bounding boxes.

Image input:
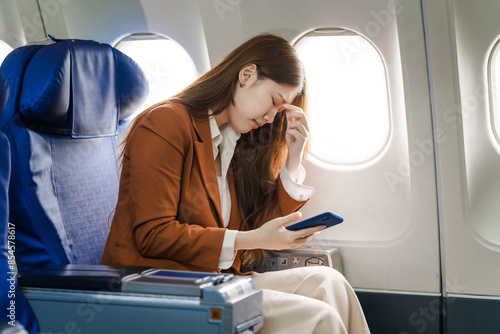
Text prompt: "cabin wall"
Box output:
[[426, 0, 500, 298]]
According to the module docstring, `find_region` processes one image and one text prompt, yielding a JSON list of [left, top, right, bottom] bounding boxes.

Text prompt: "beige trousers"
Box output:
[[251, 266, 370, 334]]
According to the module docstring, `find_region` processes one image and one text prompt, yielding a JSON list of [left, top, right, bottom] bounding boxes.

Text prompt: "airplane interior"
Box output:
[[1, 0, 500, 333]]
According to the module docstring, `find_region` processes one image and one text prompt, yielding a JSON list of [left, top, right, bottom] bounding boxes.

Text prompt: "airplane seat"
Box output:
[[0, 37, 149, 273], [1, 69, 39, 333]]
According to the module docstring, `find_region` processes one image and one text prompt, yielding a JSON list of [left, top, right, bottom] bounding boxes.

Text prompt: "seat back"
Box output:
[[0, 37, 148, 272]]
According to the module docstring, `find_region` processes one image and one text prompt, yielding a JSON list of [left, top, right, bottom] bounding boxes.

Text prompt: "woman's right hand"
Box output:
[[234, 212, 325, 251]]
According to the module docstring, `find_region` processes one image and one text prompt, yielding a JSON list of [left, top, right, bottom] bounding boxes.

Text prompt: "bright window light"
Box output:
[[115, 34, 198, 112], [295, 30, 390, 165], [0, 40, 13, 65], [489, 39, 500, 145]]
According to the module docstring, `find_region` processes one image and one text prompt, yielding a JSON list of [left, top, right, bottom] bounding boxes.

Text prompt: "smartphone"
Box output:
[[285, 212, 343, 231]]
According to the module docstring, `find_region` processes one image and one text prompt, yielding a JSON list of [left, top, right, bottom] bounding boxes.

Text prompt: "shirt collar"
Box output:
[[209, 114, 222, 159], [208, 112, 241, 160]]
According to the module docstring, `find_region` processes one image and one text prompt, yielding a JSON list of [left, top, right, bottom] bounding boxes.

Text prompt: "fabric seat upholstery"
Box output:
[[1, 68, 39, 333], [0, 37, 148, 273]]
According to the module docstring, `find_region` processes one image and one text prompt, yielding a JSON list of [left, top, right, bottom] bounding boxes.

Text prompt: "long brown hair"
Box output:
[[121, 34, 308, 269]]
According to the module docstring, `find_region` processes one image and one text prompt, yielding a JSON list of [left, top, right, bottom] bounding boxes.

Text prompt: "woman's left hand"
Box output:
[[284, 104, 310, 180]]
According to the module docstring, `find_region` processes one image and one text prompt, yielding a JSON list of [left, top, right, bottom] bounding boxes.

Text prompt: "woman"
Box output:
[[102, 34, 370, 334]]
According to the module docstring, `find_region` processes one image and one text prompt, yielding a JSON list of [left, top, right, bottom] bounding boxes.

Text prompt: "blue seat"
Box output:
[[0, 37, 148, 274], [0, 69, 38, 333]]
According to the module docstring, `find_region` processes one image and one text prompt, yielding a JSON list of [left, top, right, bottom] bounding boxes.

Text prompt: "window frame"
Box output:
[[293, 28, 392, 166], [488, 37, 500, 146], [113, 33, 198, 112]]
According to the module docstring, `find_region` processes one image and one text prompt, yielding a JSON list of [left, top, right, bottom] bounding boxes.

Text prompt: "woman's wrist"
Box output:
[[285, 158, 300, 182], [234, 230, 256, 251]]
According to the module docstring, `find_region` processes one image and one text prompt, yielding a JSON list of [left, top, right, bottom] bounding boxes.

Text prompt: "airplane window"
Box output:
[[114, 34, 198, 112], [295, 30, 390, 165], [0, 40, 14, 65], [489, 39, 500, 145]]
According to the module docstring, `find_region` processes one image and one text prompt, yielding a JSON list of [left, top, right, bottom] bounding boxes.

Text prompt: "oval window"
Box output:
[[295, 29, 390, 165], [114, 33, 198, 112]]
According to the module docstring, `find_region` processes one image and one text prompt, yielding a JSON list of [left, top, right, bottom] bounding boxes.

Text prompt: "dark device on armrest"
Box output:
[[17, 264, 153, 292]]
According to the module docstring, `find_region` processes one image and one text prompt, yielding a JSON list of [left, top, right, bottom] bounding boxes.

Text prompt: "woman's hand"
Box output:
[[235, 212, 324, 251], [284, 104, 310, 181]]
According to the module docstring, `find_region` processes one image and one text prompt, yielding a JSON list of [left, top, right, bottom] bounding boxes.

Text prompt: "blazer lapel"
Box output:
[[191, 114, 224, 227]]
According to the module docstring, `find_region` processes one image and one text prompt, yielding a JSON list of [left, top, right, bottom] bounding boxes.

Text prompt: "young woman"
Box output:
[[102, 34, 370, 334]]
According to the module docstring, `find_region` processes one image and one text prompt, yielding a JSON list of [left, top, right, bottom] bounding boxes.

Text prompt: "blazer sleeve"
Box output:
[[277, 175, 309, 217], [126, 109, 225, 272]]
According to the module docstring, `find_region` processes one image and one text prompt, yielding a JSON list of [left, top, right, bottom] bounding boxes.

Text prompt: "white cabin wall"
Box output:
[[197, 0, 245, 66], [0, 0, 29, 48], [18, 0, 211, 74], [427, 0, 500, 297]]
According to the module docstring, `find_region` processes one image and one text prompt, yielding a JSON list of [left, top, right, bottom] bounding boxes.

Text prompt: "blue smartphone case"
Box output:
[[285, 212, 344, 231]]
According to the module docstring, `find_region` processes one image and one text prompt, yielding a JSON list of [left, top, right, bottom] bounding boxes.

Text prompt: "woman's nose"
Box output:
[[264, 108, 279, 123]]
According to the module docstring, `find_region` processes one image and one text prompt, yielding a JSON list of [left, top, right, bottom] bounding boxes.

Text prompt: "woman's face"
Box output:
[[225, 64, 299, 134]]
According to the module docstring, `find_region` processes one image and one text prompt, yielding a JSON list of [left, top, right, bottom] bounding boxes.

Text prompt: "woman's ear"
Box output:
[[239, 64, 258, 87]]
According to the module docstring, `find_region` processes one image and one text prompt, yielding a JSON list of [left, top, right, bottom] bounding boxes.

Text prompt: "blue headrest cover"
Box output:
[[0, 69, 8, 113], [19, 38, 148, 138]]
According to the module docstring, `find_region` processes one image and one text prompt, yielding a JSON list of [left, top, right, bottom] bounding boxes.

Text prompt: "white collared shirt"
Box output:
[[208, 115, 315, 269]]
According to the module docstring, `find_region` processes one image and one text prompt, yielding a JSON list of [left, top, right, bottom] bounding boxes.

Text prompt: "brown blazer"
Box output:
[[101, 103, 306, 274]]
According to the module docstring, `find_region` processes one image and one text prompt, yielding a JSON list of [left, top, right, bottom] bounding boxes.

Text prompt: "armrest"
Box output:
[[19, 264, 263, 334]]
